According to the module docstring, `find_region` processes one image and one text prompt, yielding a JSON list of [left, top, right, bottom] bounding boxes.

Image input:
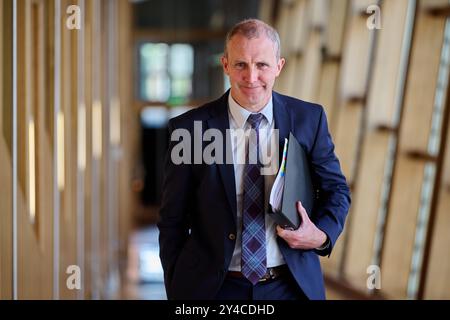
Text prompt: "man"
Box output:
[[158, 19, 351, 300]]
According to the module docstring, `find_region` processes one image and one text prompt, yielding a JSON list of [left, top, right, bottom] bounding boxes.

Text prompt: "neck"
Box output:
[[230, 92, 271, 113]]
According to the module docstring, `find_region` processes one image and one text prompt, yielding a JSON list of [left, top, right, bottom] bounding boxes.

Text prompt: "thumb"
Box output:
[[297, 201, 309, 223]]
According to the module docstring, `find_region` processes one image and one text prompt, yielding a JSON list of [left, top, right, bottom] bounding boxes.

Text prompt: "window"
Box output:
[[139, 42, 194, 105]]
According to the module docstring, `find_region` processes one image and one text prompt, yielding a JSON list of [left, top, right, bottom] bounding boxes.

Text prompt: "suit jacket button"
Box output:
[[228, 233, 236, 240]]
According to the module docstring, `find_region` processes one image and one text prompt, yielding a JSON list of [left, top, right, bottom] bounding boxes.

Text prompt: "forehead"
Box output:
[[227, 35, 277, 61]]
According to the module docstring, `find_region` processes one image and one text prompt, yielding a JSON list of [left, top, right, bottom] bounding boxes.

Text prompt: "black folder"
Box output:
[[268, 133, 314, 230]]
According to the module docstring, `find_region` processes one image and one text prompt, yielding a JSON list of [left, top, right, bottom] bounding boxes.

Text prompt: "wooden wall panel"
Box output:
[[334, 0, 373, 185], [17, 0, 53, 299], [351, 0, 376, 13], [274, 0, 311, 97], [424, 117, 450, 299], [296, 31, 322, 102], [0, 0, 14, 300], [317, 62, 340, 135], [343, 0, 410, 292], [57, 0, 78, 299], [317, 0, 348, 131], [275, 54, 301, 96], [324, 0, 348, 57], [89, 0, 104, 298], [311, 0, 327, 29], [275, 2, 291, 58], [83, 0, 94, 299], [287, 0, 310, 55], [117, 0, 134, 264], [99, 1, 111, 298], [366, 1, 410, 129], [258, 0, 274, 24], [339, 5, 371, 100], [334, 100, 363, 183], [0, 0, 133, 300], [381, 0, 448, 299]]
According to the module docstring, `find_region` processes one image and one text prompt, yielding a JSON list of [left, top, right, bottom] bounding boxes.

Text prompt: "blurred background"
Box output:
[[1, 0, 450, 300]]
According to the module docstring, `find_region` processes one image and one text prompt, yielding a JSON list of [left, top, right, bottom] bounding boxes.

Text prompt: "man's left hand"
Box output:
[[276, 201, 327, 250]]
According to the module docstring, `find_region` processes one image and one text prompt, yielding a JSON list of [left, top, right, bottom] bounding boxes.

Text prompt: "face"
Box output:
[[222, 34, 285, 111]]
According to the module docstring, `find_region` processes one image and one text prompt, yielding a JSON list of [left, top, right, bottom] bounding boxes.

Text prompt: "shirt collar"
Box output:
[[228, 93, 273, 129]]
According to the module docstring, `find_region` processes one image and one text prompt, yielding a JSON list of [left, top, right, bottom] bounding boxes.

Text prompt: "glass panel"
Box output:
[[139, 42, 194, 104], [140, 43, 170, 102], [169, 44, 193, 105]]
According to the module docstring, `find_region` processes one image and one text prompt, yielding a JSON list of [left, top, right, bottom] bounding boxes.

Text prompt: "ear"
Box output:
[[221, 55, 230, 76], [275, 57, 286, 76]]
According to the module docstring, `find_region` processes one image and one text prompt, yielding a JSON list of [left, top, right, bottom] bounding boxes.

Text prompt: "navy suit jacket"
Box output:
[[158, 90, 351, 300]]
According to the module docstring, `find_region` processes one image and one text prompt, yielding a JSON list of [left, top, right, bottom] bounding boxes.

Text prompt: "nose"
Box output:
[[244, 65, 258, 84]]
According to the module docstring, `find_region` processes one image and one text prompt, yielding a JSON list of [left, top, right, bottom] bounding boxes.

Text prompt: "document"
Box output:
[[269, 138, 288, 213], [268, 133, 314, 230]]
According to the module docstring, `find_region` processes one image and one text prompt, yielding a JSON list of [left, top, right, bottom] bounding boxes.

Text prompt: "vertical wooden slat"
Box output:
[[76, 0, 86, 300], [274, 0, 310, 96], [2, 0, 133, 300], [381, 0, 448, 299], [258, 0, 275, 24], [59, 0, 78, 300], [317, 0, 348, 129], [117, 0, 134, 268], [99, 0, 108, 296], [0, 0, 14, 300], [339, 2, 372, 101], [424, 101, 450, 298], [83, 0, 93, 299], [90, 0, 102, 298], [324, 0, 348, 58], [343, 0, 411, 292], [52, 0, 60, 299], [296, 31, 322, 102], [17, 0, 53, 299], [334, 0, 374, 185]]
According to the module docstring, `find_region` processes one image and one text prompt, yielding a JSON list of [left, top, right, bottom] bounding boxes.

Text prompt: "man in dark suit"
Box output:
[[158, 19, 351, 300]]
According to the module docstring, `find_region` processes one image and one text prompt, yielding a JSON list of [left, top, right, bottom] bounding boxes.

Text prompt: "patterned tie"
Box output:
[[241, 113, 267, 285]]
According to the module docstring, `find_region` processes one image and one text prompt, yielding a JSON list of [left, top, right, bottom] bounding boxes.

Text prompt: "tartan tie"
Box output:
[[241, 113, 266, 284]]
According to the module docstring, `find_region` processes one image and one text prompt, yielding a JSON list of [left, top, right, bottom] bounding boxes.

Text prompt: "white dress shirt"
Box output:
[[227, 94, 286, 271]]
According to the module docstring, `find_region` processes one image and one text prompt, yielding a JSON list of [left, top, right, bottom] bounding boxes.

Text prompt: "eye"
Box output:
[[257, 62, 269, 69], [234, 62, 246, 69]]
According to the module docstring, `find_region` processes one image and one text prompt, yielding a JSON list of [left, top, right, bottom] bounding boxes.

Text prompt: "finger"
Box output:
[[297, 201, 310, 223], [276, 225, 293, 237], [276, 225, 285, 237]]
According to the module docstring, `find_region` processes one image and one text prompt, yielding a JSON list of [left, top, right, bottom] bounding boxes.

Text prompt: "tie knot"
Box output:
[[247, 113, 265, 129]]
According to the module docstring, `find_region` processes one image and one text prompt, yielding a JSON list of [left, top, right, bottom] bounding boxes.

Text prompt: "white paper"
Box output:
[[269, 138, 288, 212]]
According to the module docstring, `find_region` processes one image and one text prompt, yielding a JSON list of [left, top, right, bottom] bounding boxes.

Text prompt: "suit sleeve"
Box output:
[[157, 119, 193, 297], [309, 107, 351, 257]]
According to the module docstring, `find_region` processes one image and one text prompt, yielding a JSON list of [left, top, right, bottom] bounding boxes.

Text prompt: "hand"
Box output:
[[276, 201, 327, 250]]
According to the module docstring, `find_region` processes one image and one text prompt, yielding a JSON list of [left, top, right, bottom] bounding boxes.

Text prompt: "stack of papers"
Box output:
[[269, 138, 288, 212]]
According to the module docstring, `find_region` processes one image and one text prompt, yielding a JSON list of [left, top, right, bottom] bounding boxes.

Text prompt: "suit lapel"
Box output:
[[206, 91, 238, 225], [273, 92, 291, 166]]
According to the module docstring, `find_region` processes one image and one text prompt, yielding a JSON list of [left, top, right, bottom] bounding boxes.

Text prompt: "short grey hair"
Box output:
[[224, 19, 281, 60]]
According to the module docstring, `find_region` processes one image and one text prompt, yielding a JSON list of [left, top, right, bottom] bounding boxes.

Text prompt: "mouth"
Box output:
[[240, 85, 264, 91]]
